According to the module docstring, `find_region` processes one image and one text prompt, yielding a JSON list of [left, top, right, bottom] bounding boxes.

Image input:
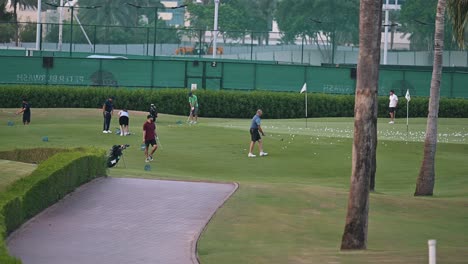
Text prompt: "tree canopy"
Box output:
[[275, 0, 360, 45]]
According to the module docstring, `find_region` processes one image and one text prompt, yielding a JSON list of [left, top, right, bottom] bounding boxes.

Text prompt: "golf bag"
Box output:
[[107, 144, 130, 168], [149, 105, 158, 122]]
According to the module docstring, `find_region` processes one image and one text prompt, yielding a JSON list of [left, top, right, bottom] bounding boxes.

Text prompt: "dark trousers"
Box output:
[[103, 112, 112, 131]]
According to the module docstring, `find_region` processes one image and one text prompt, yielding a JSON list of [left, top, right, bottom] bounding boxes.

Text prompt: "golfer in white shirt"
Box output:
[[389, 90, 398, 124]]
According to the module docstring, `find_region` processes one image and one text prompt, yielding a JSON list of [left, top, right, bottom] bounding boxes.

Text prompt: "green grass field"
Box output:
[[1, 108, 467, 263]]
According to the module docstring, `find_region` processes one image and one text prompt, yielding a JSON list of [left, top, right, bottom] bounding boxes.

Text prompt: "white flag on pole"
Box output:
[[405, 89, 411, 101], [300, 83, 307, 93]]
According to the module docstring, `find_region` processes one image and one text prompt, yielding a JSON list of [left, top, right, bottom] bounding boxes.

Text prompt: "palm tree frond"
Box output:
[[447, 0, 468, 48]]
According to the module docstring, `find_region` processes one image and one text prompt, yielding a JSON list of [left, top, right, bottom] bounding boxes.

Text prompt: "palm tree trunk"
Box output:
[[415, 0, 446, 196], [341, 0, 382, 250]]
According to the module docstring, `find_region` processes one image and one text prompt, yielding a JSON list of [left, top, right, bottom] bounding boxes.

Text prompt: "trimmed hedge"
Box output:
[[0, 148, 107, 264], [1, 85, 467, 118], [0, 148, 67, 164]]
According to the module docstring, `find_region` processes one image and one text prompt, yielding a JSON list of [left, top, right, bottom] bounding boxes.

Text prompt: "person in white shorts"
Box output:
[[118, 109, 130, 136], [389, 90, 398, 124]]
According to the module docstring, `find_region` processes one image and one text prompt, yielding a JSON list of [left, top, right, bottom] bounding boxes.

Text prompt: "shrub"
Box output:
[[1, 85, 467, 118], [0, 147, 107, 263]]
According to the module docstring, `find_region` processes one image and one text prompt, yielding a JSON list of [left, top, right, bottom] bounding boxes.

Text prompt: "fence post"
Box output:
[[93, 25, 97, 53], [198, 29, 203, 58], [146, 27, 150, 56], [301, 35, 304, 64], [250, 31, 254, 61], [39, 23, 43, 52]]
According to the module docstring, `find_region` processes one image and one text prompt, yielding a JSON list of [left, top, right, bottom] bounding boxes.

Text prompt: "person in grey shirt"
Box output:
[[248, 109, 268, 158]]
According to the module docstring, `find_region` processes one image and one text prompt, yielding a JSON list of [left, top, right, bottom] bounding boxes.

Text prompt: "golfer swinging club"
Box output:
[[248, 109, 268, 158]]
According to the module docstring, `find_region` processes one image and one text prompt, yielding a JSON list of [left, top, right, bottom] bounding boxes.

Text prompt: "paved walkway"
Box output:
[[7, 177, 237, 264]]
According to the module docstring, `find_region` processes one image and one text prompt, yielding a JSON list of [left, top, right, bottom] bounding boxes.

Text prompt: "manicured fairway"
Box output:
[[1, 108, 467, 263]]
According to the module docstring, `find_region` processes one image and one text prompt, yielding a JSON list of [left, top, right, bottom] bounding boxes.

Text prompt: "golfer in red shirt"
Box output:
[[143, 114, 158, 162]]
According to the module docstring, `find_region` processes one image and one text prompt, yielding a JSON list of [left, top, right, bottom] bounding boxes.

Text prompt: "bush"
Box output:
[[1, 85, 467, 118], [0, 147, 107, 263]]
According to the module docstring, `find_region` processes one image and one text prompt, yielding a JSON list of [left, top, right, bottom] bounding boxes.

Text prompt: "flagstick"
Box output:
[[305, 90, 308, 128], [406, 100, 409, 138]]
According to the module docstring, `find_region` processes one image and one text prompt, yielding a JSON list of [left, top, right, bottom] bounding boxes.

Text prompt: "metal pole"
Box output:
[[69, 6, 74, 57], [383, 0, 389, 65], [199, 29, 202, 58], [58, 0, 64, 50], [332, 28, 336, 64], [212, 0, 219, 59], [93, 25, 97, 53], [250, 31, 254, 60], [35, 0, 42, 50], [153, 7, 158, 59], [146, 27, 150, 56], [301, 35, 304, 64]]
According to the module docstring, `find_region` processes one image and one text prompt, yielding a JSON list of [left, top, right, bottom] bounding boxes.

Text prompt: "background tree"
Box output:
[[399, 0, 457, 50], [19, 21, 36, 42], [78, 0, 150, 27], [0, 2, 15, 43], [185, 0, 276, 45], [415, 0, 467, 196], [0, 0, 36, 46], [341, 0, 382, 250], [275, 0, 359, 62]]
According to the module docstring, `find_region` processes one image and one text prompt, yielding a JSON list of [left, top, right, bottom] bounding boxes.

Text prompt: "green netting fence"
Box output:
[[0, 56, 467, 98]]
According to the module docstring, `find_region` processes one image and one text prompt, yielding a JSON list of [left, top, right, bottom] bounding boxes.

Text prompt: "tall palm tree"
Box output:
[[340, 0, 382, 250], [415, 0, 467, 196], [0, 0, 37, 46]]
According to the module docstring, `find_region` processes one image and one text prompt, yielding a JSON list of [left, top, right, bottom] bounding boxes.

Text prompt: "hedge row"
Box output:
[[0, 148, 67, 164], [0, 147, 107, 264], [1, 85, 467, 118]]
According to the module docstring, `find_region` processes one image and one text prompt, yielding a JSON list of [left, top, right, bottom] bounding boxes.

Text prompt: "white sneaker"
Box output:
[[120, 133, 124, 136], [248, 153, 256, 158], [389, 121, 394, 124], [145, 158, 150, 163], [149, 155, 154, 161], [260, 152, 268, 157], [107, 130, 112, 133], [193, 121, 198, 124], [103, 130, 108, 134]]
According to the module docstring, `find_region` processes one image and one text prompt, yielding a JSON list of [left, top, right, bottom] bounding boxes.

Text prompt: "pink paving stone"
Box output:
[[7, 177, 237, 264]]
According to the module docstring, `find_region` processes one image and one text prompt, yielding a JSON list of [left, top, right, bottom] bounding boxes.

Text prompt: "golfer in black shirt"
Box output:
[[102, 97, 114, 133], [16, 98, 31, 125]]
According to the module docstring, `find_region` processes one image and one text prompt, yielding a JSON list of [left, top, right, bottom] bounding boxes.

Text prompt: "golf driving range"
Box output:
[[0, 108, 467, 263]]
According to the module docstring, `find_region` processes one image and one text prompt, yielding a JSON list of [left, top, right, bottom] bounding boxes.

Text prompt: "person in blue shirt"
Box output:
[[248, 109, 268, 158], [102, 97, 114, 134], [16, 98, 31, 125]]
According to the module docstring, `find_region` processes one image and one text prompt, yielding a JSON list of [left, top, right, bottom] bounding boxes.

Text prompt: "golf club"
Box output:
[[156, 136, 164, 150], [266, 134, 284, 141]]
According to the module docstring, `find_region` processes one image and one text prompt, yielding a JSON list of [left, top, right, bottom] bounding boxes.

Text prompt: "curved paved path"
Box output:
[[7, 177, 237, 264]]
